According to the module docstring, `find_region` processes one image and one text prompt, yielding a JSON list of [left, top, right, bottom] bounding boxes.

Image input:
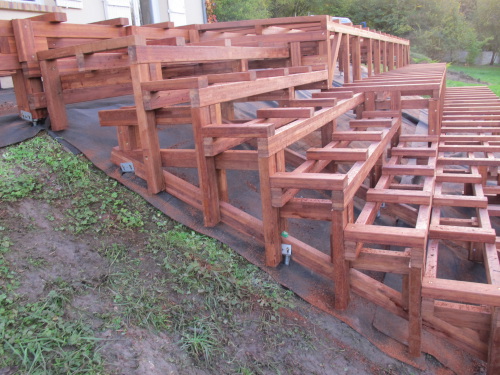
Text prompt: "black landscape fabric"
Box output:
[[0, 94, 484, 374]]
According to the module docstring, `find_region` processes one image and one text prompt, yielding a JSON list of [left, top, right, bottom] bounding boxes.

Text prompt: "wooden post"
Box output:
[[488, 308, 500, 374], [388, 42, 395, 71], [130, 62, 165, 194], [366, 38, 373, 77], [39, 59, 68, 131], [342, 34, 351, 84], [408, 253, 423, 356], [332, 208, 350, 310], [191, 106, 221, 226], [382, 41, 388, 72], [352, 36, 362, 82], [374, 39, 381, 75], [290, 41, 302, 67], [12, 18, 47, 121], [428, 99, 438, 135], [259, 154, 283, 267]]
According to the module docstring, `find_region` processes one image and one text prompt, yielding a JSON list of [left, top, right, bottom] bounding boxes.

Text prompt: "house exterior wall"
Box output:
[[0, 0, 105, 23], [185, 0, 204, 25], [0, 0, 205, 25]]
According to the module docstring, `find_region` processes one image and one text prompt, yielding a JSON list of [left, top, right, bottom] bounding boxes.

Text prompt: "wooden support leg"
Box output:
[[402, 274, 409, 310], [342, 34, 350, 84], [192, 106, 221, 226], [221, 101, 235, 123], [39, 60, 68, 131], [352, 36, 361, 82], [364, 92, 376, 112], [488, 307, 500, 375], [217, 169, 229, 202], [321, 120, 334, 147], [12, 18, 47, 121], [332, 208, 350, 310], [428, 99, 438, 135], [131, 63, 165, 194], [367, 39, 373, 77], [11, 70, 30, 116], [259, 154, 282, 267], [117, 126, 141, 151], [408, 263, 422, 356]]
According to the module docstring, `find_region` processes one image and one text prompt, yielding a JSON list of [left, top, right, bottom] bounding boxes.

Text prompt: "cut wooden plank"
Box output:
[[344, 223, 427, 247], [349, 119, 393, 128], [280, 198, 331, 221], [367, 189, 431, 205], [312, 91, 353, 99], [130, 44, 290, 64], [436, 172, 482, 184], [422, 277, 500, 306], [306, 148, 368, 161], [141, 76, 208, 91], [256, 107, 314, 119], [391, 147, 436, 157], [429, 225, 496, 243], [331, 131, 383, 141], [350, 248, 410, 272], [383, 164, 435, 176], [279, 98, 337, 108], [201, 123, 275, 138], [270, 172, 347, 190], [433, 194, 488, 208]]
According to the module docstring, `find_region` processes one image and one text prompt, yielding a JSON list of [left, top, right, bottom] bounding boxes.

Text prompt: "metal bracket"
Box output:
[[120, 162, 135, 173], [281, 244, 292, 266], [20, 110, 33, 122]]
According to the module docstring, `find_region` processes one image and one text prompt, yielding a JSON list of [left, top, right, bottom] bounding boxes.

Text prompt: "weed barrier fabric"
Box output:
[[0, 89, 44, 148], [1, 96, 484, 374]]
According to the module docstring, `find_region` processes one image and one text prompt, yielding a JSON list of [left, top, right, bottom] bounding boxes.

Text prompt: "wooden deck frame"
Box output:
[[5, 11, 500, 372]]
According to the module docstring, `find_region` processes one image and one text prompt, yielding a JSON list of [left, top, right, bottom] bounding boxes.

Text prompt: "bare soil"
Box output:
[[1, 185, 455, 375]]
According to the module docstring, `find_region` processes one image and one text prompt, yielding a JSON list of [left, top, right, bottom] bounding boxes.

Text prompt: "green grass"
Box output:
[[0, 134, 304, 373], [447, 64, 500, 96]]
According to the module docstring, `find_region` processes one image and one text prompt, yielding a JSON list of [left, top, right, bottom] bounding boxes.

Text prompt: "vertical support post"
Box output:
[[374, 39, 381, 75], [488, 308, 500, 374], [217, 169, 229, 202], [39, 59, 67, 131], [408, 258, 422, 356], [130, 62, 165, 194], [342, 34, 350, 84], [382, 41, 388, 72], [388, 42, 395, 71], [428, 99, 438, 135], [364, 91, 376, 112], [191, 106, 221, 226], [116, 126, 141, 151], [366, 39, 373, 77], [290, 41, 302, 67], [12, 18, 47, 121], [352, 36, 361, 82], [258, 154, 283, 267], [321, 120, 335, 147], [331, 208, 350, 310]]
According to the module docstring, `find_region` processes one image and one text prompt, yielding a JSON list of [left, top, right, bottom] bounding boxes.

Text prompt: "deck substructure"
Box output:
[[2, 12, 500, 373]]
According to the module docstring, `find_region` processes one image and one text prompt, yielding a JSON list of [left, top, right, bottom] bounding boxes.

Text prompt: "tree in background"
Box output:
[[210, 0, 486, 64], [347, 0, 417, 36], [410, 0, 479, 61], [476, 0, 500, 64], [212, 0, 269, 22]]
